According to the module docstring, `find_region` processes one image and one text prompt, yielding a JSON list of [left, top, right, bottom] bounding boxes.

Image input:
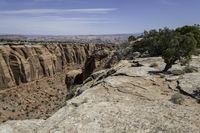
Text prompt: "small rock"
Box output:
[[165, 76, 179, 82]]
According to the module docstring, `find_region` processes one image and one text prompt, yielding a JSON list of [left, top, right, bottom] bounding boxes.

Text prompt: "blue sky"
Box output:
[[0, 0, 199, 35]]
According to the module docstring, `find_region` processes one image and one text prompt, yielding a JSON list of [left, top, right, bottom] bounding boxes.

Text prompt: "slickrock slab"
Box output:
[[178, 73, 200, 99], [1, 58, 200, 133], [0, 120, 44, 133]]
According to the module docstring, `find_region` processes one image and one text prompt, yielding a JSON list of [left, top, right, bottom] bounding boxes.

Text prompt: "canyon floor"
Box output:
[[1, 56, 200, 133]]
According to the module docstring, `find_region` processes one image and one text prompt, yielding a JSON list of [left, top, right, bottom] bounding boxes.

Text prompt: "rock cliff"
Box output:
[[1, 57, 200, 133], [0, 44, 114, 123], [0, 44, 110, 89]]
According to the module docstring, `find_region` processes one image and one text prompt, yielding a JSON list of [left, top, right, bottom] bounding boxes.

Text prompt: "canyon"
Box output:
[[1, 56, 200, 133], [0, 43, 114, 123], [0, 42, 200, 133], [0, 44, 113, 88]]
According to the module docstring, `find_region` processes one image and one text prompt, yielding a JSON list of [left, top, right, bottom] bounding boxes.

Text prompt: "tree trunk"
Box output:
[[163, 63, 172, 72]]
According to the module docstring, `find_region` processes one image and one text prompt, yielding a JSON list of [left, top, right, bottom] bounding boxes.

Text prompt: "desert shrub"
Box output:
[[183, 66, 198, 73], [149, 62, 158, 67], [170, 69, 185, 75], [197, 100, 200, 104], [66, 85, 81, 100], [193, 49, 200, 56], [117, 41, 128, 48], [137, 25, 199, 72], [170, 93, 184, 105], [128, 36, 137, 42], [160, 74, 165, 78], [176, 24, 200, 48], [160, 32, 196, 72]]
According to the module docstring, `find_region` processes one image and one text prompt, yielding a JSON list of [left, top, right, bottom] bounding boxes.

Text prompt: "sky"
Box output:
[[0, 0, 199, 35]]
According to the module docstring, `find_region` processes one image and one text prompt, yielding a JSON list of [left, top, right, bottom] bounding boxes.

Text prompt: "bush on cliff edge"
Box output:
[[129, 25, 199, 72]]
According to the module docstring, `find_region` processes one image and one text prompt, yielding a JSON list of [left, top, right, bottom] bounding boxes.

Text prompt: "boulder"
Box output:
[[178, 73, 200, 99]]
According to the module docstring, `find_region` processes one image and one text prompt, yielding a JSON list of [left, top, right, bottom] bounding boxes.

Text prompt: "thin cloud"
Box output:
[[0, 8, 117, 15], [0, 15, 116, 35]]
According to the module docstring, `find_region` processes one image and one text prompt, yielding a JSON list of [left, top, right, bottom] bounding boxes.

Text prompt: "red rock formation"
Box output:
[[0, 43, 114, 123], [0, 44, 109, 89]]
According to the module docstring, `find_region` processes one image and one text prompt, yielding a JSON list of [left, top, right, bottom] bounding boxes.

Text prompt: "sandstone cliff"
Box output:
[[0, 44, 109, 89], [1, 57, 200, 133], [0, 44, 114, 123]]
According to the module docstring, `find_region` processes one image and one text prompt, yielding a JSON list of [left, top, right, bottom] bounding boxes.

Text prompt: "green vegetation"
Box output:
[[128, 35, 137, 42], [176, 24, 200, 47], [132, 25, 200, 72], [183, 65, 198, 73], [170, 93, 184, 105], [149, 62, 158, 68]]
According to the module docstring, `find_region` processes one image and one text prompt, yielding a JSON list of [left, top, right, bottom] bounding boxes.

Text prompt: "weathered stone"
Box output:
[[0, 120, 44, 133], [33, 60, 200, 133], [178, 73, 200, 99], [165, 75, 180, 82], [1, 54, 200, 133]]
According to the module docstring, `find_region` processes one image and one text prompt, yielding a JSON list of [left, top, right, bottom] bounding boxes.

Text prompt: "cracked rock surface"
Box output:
[[1, 57, 200, 133], [178, 73, 200, 99]]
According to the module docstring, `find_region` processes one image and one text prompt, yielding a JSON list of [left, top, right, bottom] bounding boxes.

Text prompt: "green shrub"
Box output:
[[183, 66, 198, 73], [128, 36, 137, 42], [170, 93, 184, 105], [149, 62, 158, 67], [140, 25, 199, 72], [160, 74, 165, 78], [170, 69, 185, 75], [193, 49, 200, 56]]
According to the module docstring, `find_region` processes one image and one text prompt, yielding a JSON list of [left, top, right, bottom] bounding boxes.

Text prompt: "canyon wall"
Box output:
[[0, 44, 110, 89], [0, 43, 113, 123]]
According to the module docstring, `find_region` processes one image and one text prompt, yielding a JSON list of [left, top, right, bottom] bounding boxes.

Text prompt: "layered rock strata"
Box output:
[[0, 44, 110, 89], [0, 44, 113, 123]]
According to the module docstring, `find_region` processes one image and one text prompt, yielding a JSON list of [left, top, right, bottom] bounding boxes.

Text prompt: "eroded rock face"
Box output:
[[178, 73, 200, 100], [0, 44, 114, 123], [35, 60, 200, 133], [2, 58, 200, 133], [0, 44, 110, 89]]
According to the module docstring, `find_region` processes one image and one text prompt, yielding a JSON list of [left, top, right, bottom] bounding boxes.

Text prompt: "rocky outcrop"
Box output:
[[65, 70, 82, 99], [0, 44, 111, 89], [1, 57, 200, 133], [178, 73, 200, 100], [0, 120, 44, 133]]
